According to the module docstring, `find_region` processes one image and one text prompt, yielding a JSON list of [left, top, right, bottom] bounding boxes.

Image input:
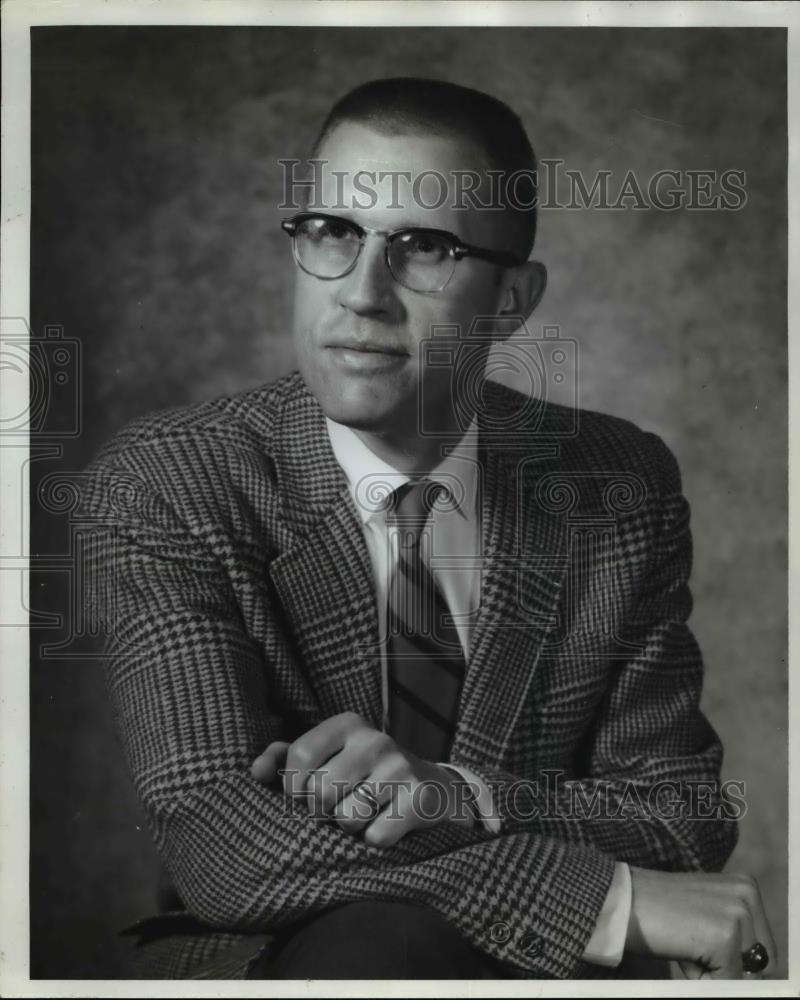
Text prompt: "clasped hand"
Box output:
[[628, 867, 777, 979], [251, 711, 475, 848], [251, 714, 778, 978]]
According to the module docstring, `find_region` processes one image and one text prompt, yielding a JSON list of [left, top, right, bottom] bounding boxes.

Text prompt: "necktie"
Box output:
[[385, 479, 467, 761]]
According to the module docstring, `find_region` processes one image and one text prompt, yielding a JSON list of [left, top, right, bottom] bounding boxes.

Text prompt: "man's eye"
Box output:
[[405, 233, 449, 259], [304, 219, 353, 242]]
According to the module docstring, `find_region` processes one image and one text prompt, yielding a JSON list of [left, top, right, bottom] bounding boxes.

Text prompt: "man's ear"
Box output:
[[499, 260, 547, 321]]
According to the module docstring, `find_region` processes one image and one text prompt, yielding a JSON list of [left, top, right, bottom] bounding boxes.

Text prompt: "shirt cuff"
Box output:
[[439, 766, 631, 967], [439, 763, 501, 833], [581, 861, 632, 967]]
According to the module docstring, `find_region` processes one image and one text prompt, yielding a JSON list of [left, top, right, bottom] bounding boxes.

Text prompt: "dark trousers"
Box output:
[[247, 901, 510, 979]]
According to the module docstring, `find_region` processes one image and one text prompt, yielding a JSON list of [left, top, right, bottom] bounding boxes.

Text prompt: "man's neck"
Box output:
[[345, 430, 438, 474], [348, 411, 478, 474]]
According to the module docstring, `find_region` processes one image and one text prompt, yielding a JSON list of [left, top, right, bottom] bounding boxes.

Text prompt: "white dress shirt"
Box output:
[[325, 415, 631, 968]]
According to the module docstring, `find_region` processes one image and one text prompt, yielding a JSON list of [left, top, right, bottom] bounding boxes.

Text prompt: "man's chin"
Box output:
[[312, 376, 414, 434], [321, 400, 400, 434]]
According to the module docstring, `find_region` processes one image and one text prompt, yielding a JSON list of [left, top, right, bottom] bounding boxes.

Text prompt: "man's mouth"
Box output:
[[326, 340, 409, 372], [327, 339, 408, 356]]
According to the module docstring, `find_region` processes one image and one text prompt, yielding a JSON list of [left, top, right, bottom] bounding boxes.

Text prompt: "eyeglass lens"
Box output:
[[292, 216, 456, 293]]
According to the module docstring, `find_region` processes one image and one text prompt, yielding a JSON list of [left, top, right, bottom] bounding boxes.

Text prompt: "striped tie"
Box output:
[[385, 479, 466, 761]]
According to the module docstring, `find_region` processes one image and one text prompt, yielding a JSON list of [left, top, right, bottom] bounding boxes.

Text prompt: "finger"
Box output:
[[282, 712, 363, 799], [733, 883, 770, 981], [362, 783, 411, 849], [709, 901, 745, 979], [668, 960, 686, 979], [305, 747, 371, 816], [332, 751, 413, 835], [363, 772, 454, 846], [304, 729, 394, 815], [673, 960, 703, 979], [335, 779, 395, 836], [744, 876, 777, 976], [250, 741, 289, 784]]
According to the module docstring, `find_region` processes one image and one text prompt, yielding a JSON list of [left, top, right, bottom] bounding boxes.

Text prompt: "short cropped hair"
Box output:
[[311, 77, 538, 259]]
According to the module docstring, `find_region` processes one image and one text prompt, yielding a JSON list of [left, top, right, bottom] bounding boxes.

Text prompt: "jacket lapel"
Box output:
[[261, 374, 572, 756], [266, 378, 384, 728], [451, 404, 571, 769]]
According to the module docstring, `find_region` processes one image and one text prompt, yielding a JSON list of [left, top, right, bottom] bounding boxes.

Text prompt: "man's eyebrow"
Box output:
[[318, 209, 359, 223], [298, 209, 361, 228], [308, 209, 461, 236]]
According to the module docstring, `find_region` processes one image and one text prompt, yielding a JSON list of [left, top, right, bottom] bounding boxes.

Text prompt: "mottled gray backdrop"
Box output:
[[29, 26, 787, 978]]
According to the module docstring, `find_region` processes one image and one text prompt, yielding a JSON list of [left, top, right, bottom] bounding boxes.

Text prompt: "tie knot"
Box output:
[[389, 479, 446, 546]]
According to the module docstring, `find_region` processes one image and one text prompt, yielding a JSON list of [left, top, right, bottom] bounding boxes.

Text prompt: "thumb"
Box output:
[[251, 741, 290, 784], [673, 959, 707, 979]]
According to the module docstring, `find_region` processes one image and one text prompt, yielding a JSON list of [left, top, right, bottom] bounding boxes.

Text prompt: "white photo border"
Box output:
[[1, 1, 797, 996]]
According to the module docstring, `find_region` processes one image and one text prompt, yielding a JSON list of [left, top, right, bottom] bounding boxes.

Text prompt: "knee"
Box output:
[[344, 900, 458, 954], [263, 900, 491, 979]]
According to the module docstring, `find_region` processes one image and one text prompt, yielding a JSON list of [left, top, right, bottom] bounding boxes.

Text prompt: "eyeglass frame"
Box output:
[[280, 211, 528, 292]]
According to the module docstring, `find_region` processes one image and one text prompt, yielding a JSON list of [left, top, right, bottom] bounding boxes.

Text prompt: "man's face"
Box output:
[[290, 121, 517, 440]]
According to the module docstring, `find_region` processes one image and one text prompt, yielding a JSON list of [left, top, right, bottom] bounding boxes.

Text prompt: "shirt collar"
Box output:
[[325, 416, 479, 526]]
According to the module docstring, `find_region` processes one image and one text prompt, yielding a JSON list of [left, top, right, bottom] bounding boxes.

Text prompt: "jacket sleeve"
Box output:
[[79, 441, 618, 979], [459, 432, 739, 874]]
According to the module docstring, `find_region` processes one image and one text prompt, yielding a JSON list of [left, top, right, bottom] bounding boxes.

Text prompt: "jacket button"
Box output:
[[518, 932, 541, 956], [488, 920, 512, 944]]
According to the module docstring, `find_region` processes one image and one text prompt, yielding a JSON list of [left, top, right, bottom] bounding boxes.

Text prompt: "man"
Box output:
[[80, 78, 774, 980]]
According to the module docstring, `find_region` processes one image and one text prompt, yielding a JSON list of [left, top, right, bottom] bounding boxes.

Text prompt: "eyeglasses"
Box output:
[[280, 212, 527, 293]]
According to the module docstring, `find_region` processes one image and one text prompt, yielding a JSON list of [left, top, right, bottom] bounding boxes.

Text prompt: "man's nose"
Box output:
[[336, 235, 401, 318]]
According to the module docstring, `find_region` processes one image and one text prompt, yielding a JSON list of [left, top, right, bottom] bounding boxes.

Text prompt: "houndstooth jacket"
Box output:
[[79, 370, 738, 979]]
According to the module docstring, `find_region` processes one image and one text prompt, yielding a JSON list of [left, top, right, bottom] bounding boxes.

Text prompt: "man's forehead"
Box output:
[[315, 119, 492, 173], [308, 121, 501, 231]]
